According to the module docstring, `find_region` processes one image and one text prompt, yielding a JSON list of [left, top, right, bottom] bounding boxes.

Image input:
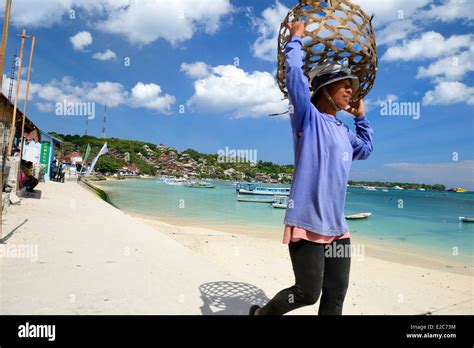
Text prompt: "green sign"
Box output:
[[40, 141, 51, 174]]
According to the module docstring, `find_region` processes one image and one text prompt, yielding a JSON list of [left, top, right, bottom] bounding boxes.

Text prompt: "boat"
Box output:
[[164, 178, 188, 185], [363, 186, 377, 191], [272, 195, 289, 209], [185, 181, 216, 188], [393, 186, 404, 190], [237, 195, 275, 203], [459, 217, 474, 223], [450, 187, 467, 193], [382, 189, 389, 192], [417, 188, 426, 191], [236, 183, 290, 196], [345, 212, 372, 220]]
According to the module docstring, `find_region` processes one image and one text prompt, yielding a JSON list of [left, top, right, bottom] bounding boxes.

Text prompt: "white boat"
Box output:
[[272, 196, 288, 209], [363, 186, 377, 191], [185, 181, 216, 188], [236, 183, 290, 196], [345, 212, 372, 220], [237, 195, 274, 203], [418, 188, 426, 191], [393, 186, 404, 190], [382, 189, 389, 192], [164, 178, 188, 185]]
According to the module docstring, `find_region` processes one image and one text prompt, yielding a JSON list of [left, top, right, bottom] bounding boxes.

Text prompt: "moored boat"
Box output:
[[459, 216, 474, 223], [345, 212, 372, 220], [272, 195, 288, 209]]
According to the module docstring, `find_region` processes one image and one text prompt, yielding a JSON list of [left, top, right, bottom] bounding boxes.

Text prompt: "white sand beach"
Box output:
[[1, 180, 472, 315]]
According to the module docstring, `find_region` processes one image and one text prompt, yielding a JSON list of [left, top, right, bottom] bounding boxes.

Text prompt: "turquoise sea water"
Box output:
[[96, 179, 474, 266]]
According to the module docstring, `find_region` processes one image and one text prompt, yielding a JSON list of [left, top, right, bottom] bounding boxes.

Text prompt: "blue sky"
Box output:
[[1, 0, 473, 189]]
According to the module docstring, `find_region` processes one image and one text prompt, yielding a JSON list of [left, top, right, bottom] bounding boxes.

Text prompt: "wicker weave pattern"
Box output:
[[277, 0, 377, 101]]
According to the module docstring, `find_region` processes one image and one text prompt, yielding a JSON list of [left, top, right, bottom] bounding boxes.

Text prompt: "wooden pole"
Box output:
[[0, 0, 12, 91], [17, 35, 35, 193], [0, 0, 12, 239], [7, 29, 26, 156]]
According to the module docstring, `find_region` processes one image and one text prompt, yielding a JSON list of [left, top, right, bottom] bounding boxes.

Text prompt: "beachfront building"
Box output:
[[22, 130, 62, 182]]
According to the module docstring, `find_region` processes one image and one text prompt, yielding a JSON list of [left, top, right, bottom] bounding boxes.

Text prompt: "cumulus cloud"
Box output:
[[184, 63, 287, 118], [130, 82, 176, 114], [1, 0, 232, 45], [351, 0, 431, 27], [69, 31, 93, 51], [251, 1, 289, 62], [180, 62, 211, 79], [376, 19, 419, 46], [92, 49, 117, 61], [422, 81, 474, 105], [416, 47, 474, 82], [97, 0, 233, 45], [382, 32, 473, 61], [421, 0, 474, 23], [3, 75, 175, 114]]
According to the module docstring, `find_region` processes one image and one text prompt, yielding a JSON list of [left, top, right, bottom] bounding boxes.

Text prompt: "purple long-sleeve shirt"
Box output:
[[283, 35, 374, 236]]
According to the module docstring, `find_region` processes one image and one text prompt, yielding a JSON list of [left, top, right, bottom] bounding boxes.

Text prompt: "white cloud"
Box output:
[[180, 62, 211, 79], [97, 0, 233, 45], [422, 81, 474, 105], [130, 82, 176, 114], [3, 75, 175, 114], [376, 19, 419, 46], [2, 74, 42, 101], [35, 103, 55, 112], [69, 31, 93, 51], [0, 0, 130, 28], [185, 64, 287, 118], [92, 49, 117, 61], [422, 0, 474, 23], [86, 82, 127, 107], [382, 32, 473, 61], [416, 47, 474, 82], [251, 1, 289, 62], [351, 0, 431, 27], [363, 94, 399, 112]]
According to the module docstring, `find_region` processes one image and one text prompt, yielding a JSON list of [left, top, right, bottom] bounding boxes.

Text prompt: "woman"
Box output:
[[250, 21, 373, 315]]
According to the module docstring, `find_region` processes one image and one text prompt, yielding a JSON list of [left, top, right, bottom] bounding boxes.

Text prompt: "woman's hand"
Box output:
[[347, 99, 365, 117], [287, 20, 305, 40]]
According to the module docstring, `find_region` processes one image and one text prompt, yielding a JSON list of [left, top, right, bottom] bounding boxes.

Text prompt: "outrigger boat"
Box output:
[[345, 212, 372, 220], [459, 216, 474, 223], [185, 181, 216, 188], [272, 195, 288, 209], [237, 194, 274, 203], [236, 183, 290, 196], [164, 178, 188, 185]]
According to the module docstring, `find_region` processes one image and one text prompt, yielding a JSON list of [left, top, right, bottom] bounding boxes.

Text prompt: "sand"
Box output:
[[1, 179, 472, 315]]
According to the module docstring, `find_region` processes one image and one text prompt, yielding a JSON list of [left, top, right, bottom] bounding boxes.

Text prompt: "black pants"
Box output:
[[259, 238, 351, 315]]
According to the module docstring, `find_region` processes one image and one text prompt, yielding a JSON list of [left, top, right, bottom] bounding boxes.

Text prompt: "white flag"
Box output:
[[85, 142, 108, 176]]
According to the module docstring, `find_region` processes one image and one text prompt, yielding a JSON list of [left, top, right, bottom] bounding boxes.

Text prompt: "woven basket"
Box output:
[[277, 0, 377, 101]]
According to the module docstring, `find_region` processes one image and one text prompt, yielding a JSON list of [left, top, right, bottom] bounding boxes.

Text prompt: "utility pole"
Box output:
[[0, 0, 12, 239], [7, 29, 26, 156], [17, 34, 35, 193], [0, 0, 12, 91]]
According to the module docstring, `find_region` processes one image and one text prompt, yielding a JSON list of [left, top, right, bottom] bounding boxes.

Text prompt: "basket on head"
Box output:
[[277, 0, 378, 101]]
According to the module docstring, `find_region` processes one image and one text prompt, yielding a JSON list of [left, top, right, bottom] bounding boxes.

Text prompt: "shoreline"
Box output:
[[91, 180, 473, 276], [2, 180, 472, 314]]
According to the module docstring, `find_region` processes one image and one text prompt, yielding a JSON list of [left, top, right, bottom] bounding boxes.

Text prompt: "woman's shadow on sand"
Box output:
[[199, 281, 269, 315]]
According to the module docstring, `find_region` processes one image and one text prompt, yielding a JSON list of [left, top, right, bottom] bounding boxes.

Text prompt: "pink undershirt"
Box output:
[[283, 224, 351, 244]]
